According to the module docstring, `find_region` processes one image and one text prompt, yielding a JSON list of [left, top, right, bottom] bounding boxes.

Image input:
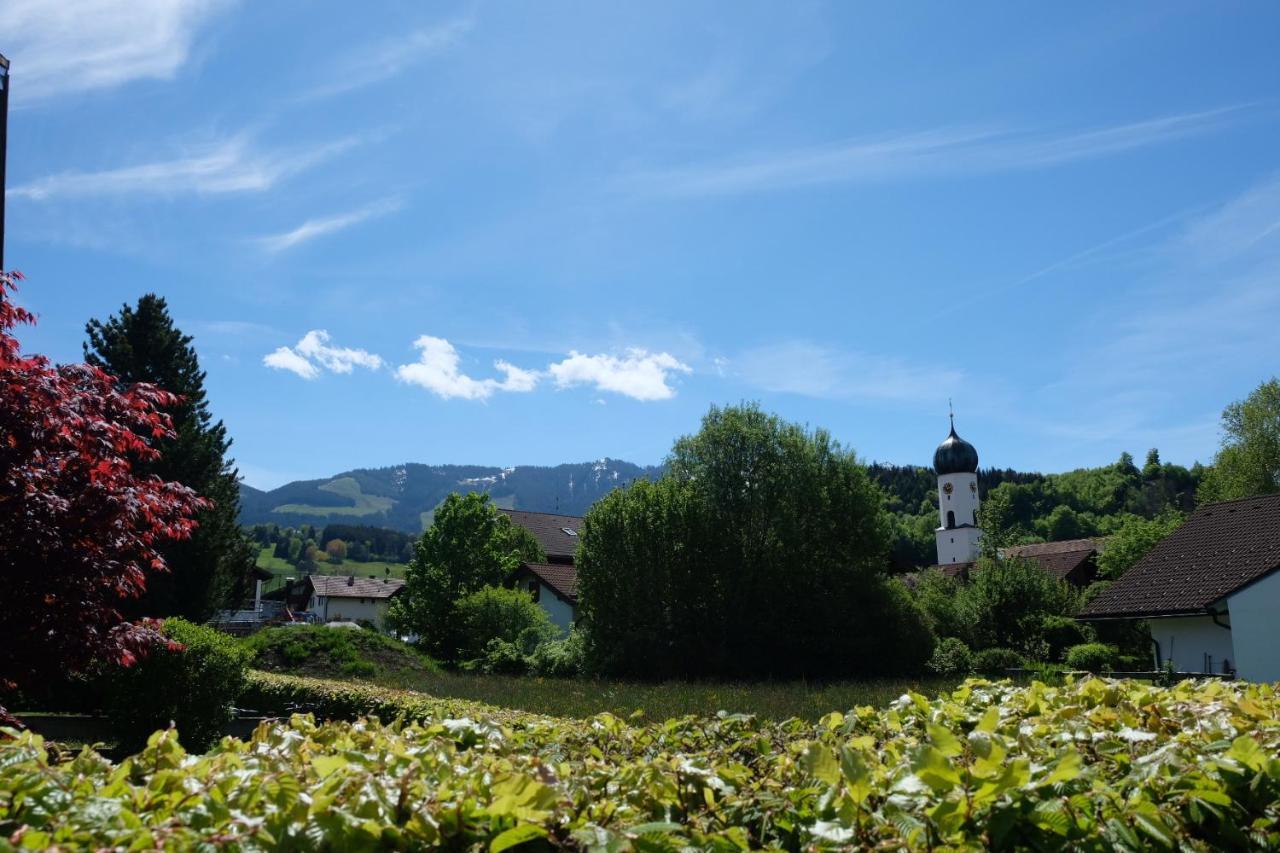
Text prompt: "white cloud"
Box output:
[[548, 349, 692, 401], [7, 134, 361, 201], [263, 330, 383, 380], [0, 0, 235, 103], [734, 341, 959, 403], [258, 198, 403, 253], [304, 18, 474, 99], [626, 107, 1247, 198], [396, 336, 541, 400]]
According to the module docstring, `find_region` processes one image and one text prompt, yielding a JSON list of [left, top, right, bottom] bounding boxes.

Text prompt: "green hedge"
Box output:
[[6, 675, 1278, 849]]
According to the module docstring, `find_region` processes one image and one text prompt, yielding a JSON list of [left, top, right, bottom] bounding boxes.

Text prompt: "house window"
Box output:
[[946, 510, 956, 529], [528, 580, 540, 602]]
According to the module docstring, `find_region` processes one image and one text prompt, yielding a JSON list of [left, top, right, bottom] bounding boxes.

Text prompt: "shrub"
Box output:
[[971, 647, 1025, 675], [926, 637, 972, 677], [528, 627, 587, 678], [1039, 614, 1094, 661], [455, 586, 559, 663], [103, 618, 250, 752], [7, 676, 1280, 849], [1065, 642, 1119, 673]]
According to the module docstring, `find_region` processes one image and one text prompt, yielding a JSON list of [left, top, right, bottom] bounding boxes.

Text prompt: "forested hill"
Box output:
[[239, 450, 1204, 556], [238, 459, 664, 533]]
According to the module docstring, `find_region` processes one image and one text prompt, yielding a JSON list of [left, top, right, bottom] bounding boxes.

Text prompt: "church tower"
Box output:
[[934, 415, 982, 564]]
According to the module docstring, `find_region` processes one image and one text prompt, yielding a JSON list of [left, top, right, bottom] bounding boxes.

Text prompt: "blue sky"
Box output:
[[4, 2, 1280, 489]]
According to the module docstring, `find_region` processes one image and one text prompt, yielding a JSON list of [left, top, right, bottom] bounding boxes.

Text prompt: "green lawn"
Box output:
[[352, 666, 957, 722]]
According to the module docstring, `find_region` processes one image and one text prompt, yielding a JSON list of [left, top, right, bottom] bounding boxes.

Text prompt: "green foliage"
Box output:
[[527, 627, 587, 678], [455, 585, 559, 663], [961, 557, 1079, 655], [1038, 614, 1095, 662], [1096, 510, 1185, 580], [926, 637, 972, 677], [1200, 377, 1280, 502], [243, 625, 438, 682], [102, 618, 250, 752], [7, 676, 1280, 849], [84, 295, 254, 620], [1064, 642, 1119, 672], [387, 492, 545, 662], [579, 403, 929, 679], [970, 647, 1026, 674]]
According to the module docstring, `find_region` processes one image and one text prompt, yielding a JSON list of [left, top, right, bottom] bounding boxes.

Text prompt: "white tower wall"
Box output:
[[935, 472, 982, 564]]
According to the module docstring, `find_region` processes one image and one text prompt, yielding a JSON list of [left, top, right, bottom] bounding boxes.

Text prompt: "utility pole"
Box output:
[[0, 53, 9, 271]]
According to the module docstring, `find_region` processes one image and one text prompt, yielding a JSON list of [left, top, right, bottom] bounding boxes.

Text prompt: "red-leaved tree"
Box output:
[[0, 272, 206, 725]]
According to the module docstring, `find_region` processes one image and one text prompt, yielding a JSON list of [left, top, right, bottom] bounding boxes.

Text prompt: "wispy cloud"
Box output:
[[264, 330, 384, 380], [395, 336, 540, 401], [303, 18, 474, 99], [548, 350, 692, 401], [257, 198, 403, 253], [0, 0, 235, 103], [625, 107, 1248, 198], [734, 341, 960, 404], [7, 134, 362, 201]]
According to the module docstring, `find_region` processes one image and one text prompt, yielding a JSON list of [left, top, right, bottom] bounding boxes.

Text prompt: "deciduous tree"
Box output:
[[0, 273, 204, 720], [1199, 378, 1280, 502]]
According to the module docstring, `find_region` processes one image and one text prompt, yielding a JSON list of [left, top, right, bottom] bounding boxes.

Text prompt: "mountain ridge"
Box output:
[[238, 459, 665, 533]]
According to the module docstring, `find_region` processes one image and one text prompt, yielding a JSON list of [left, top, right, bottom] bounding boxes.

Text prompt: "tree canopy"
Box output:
[[0, 273, 204, 720], [577, 403, 933, 679], [84, 294, 253, 620], [1199, 377, 1280, 502], [387, 492, 544, 661]]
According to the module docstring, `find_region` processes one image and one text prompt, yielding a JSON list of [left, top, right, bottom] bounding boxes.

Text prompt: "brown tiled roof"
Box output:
[[513, 562, 578, 604], [1079, 494, 1280, 619], [500, 509, 583, 562], [307, 575, 405, 600], [1003, 538, 1101, 583]]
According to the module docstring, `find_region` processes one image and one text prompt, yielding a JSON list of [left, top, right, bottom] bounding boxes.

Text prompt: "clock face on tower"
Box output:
[[942, 482, 954, 494]]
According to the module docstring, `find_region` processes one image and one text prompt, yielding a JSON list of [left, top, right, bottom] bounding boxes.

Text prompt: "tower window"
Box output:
[[946, 510, 956, 529]]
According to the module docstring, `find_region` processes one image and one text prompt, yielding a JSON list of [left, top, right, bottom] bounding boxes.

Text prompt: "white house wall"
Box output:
[[1226, 569, 1280, 683], [535, 583, 575, 634], [309, 595, 394, 630], [1150, 614, 1235, 674]]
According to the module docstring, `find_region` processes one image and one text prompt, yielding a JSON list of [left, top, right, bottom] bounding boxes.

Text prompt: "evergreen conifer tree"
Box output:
[[84, 294, 254, 620]]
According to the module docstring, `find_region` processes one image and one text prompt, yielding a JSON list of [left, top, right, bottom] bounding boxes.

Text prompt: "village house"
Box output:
[[1078, 493, 1280, 681], [304, 575, 405, 631], [501, 508, 582, 633]]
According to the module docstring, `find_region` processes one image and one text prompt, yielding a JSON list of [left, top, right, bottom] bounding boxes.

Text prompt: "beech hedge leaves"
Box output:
[[3, 676, 1279, 850]]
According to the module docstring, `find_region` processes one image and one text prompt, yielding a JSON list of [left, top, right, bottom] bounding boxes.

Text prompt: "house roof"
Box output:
[[513, 562, 578, 604], [500, 509, 583, 562], [307, 575, 405, 600], [1079, 494, 1280, 619], [1003, 538, 1101, 582]]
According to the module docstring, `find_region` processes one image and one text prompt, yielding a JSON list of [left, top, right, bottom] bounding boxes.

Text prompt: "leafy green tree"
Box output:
[[1199, 378, 1280, 502], [1095, 511, 1184, 581], [578, 403, 934, 679], [387, 492, 544, 661], [957, 557, 1079, 654], [84, 295, 254, 620], [325, 539, 347, 564]]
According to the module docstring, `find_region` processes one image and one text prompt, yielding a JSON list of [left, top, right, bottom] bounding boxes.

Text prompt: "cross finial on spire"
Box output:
[[948, 398, 954, 429]]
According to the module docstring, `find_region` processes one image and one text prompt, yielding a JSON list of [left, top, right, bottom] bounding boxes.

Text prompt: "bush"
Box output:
[[971, 647, 1025, 675], [8, 676, 1280, 849], [528, 627, 587, 678], [455, 585, 559, 663], [1039, 614, 1094, 661], [1065, 642, 1119, 673], [926, 637, 972, 677], [103, 618, 250, 752]]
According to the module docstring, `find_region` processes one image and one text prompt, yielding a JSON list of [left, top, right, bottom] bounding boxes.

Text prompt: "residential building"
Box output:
[[1078, 493, 1280, 681], [501, 508, 582, 631], [305, 575, 405, 630]]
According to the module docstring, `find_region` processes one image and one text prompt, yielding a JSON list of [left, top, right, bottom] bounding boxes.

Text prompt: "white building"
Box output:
[[305, 575, 405, 631], [933, 416, 983, 566], [507, 562, 578, 634], [1079, 493, 1280, 681]]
